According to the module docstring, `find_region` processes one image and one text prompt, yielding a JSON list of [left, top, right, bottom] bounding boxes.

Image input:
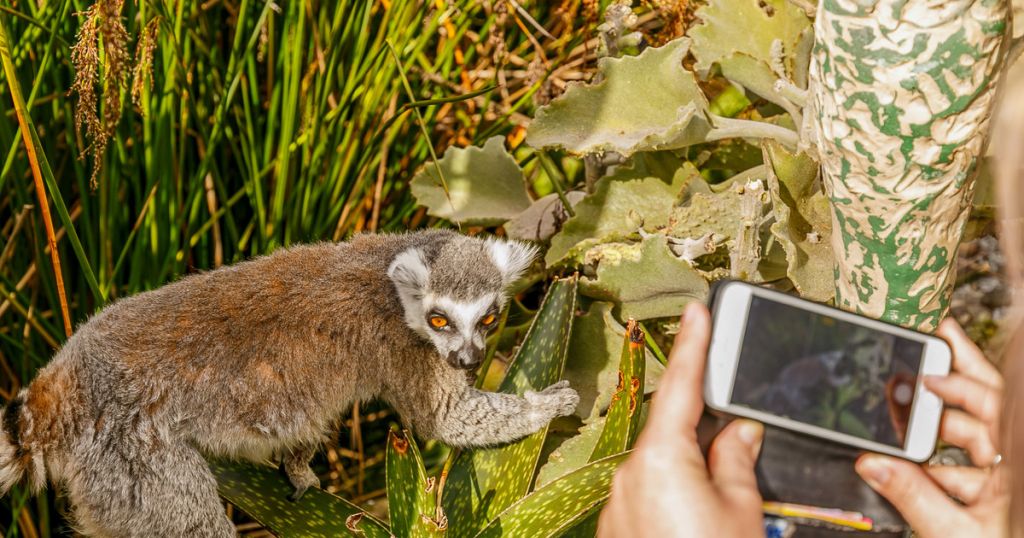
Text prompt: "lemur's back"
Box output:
[[33, 234, 452, 458]]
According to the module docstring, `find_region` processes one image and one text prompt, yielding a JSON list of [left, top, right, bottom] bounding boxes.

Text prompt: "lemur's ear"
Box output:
[[486, 238, 539, 285], [388, 247, 430, 299]]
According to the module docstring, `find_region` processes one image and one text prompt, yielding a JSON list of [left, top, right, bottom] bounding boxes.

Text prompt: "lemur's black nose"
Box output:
[[448, 346, 484, 370]]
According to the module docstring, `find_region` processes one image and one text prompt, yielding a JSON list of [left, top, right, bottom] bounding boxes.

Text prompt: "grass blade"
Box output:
[[0, 14, 72, 334]]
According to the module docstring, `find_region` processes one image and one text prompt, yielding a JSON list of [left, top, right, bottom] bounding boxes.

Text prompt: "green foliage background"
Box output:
[[0, 0, 597, 534]]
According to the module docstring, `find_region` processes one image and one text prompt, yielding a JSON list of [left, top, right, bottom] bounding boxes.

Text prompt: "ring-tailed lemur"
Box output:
[[0, 230, 579, 537]]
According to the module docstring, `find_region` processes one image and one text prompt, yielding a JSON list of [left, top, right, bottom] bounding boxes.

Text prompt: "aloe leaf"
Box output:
[[762, 140, 834, 302], [538, 318, 650, 488], [472, 452, 628, 538], [534, 417, 606, 489], [526, 39, 712, 157], [561, 302, 664, 424], [410, 136, 532, 225], [590, 320, 646, 459], [579, 235, 709, 321], [442, 276, 578, 537], [210, 460, 391, 538], [387, 429, 447, 537]]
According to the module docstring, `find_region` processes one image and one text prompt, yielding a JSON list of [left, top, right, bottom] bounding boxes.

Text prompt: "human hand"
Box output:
[[598, 302, 765, 537], [855, 318, 1009, 538]]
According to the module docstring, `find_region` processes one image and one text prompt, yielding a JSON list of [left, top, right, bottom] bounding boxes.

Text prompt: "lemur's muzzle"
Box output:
[[448, 345, 484, 370]]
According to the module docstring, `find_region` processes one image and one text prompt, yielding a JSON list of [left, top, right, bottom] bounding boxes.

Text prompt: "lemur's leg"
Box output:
[[67, 439, 235, 538], [434, 380, 579, 447], [281, 443, 320, 501]]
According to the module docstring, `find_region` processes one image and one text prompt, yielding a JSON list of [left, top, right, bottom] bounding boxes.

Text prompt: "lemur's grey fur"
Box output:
[[0, 230, 579, 537]]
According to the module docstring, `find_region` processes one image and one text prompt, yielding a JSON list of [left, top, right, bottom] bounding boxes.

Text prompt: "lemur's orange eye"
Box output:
[[429, 315, 448, 329], [481, 313, 497, 326]]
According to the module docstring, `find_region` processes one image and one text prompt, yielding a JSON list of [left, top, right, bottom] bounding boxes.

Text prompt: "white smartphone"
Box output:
[[703, 281, 952, 462]]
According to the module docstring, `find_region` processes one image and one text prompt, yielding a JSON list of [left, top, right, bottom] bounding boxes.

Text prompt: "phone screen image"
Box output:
[[730, 296, 924, 448]]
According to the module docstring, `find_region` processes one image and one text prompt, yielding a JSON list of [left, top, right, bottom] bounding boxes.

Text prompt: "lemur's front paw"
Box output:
[[525, 380, 579, 419], [283, 461, 320, 502]]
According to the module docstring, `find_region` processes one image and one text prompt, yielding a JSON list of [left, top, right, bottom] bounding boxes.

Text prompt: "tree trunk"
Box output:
[[809, 0, 1012, 331]]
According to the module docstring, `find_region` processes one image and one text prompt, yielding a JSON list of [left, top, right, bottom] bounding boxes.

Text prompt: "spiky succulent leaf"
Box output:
[[442, 276, 578, 537], [473, 452, 628, 538], [387, 429, 447, 536], [211, 460, 391, 538], [410, 136, 532, 225], [526, 39, 712, 156], [590, 320, 646, 459], [534, 417, 606, 489], [561, 301, 664, 424]]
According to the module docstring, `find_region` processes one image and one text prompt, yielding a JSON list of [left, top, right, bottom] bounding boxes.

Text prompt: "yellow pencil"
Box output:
[[762, 501, 874, 531]]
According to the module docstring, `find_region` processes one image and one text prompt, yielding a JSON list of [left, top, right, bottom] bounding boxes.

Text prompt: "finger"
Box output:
[[707, 420, 764, 505], [924, 374, 1001, 426], [938, 409, 999, 467], [856, 454, 968, 536], [597, 473, 630, 538], [936, 318, 1002, 388], [926, 465, 989, 504], [643, 302, 712, 435]]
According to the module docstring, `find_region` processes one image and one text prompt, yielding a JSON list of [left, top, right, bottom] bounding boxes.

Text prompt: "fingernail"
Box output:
[[737, 420, 764, 455], [856, 456, 891, 488], [680, 303, 693, 323]]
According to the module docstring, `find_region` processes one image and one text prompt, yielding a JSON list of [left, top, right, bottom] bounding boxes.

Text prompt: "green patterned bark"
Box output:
[[809, 0, 1010, 331]]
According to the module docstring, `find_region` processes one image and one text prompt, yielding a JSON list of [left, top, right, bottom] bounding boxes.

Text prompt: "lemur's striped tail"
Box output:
[[1, 390, 45, 495]]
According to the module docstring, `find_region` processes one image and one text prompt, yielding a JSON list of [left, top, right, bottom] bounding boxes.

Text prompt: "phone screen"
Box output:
[[730, 295, 924, 448]]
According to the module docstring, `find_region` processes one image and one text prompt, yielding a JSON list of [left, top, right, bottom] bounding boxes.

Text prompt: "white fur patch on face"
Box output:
[[389, 248, 431, 333], [434, 294, 497, 338], [388, 248, 430, 296], [485, 238, 538, 285]]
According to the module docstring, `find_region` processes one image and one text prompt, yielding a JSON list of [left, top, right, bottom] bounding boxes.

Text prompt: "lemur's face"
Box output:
[[388, 236, 537, 370]]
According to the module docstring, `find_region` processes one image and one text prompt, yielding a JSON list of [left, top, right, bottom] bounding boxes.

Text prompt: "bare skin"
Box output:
[[854, 319, 1009, 538], [598, 303, 766, 537], [599, 304, 1010, 538]]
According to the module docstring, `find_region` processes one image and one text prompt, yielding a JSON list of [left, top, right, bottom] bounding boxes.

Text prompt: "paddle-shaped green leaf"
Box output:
[[473, 452, 628, 538], [579, 236, 709, 321], [590, 320, 646, 459], [689, 0, 811, 107], [387, 429, 447, 536], [442, 276, 579, 537], [211, 460, 391, 538], [410, 136, 532, 225], [545, 154, 701, 267], [525, 39, 712, 157]]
